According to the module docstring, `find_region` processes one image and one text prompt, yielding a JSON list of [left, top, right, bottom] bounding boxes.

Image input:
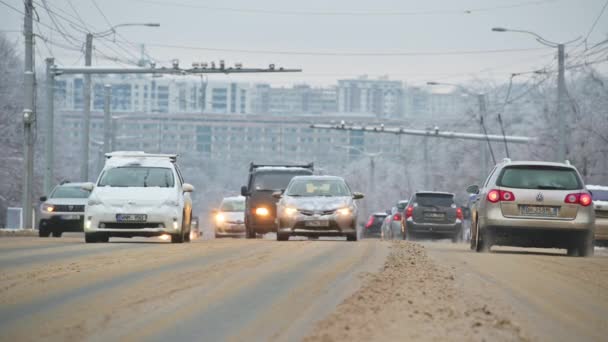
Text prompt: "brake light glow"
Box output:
[[487, 189, 515, 203], [255, 207, 269, 216], [456, 208, 463, 220], [405, 206, 414, 219], [564, 193, 592, 206], [393, 213, 402, 221], [365, 216, 374, 228]]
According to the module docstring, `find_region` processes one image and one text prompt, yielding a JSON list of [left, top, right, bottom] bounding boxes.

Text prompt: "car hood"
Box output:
[[92, 187, 176, 206], [45, 198, 89, 205], [282, 196, 353, 211]]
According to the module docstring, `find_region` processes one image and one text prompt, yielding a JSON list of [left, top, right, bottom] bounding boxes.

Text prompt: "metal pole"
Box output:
[[22, 0, 35, 229], [44, 58, 55, 195], [557, 43, 566, 162], [423, 136, 429, 190], [81, 33, 93, 181], [103, 84, 111, 154], [111, 117, 117, 152], [478, 94, 489, 181]]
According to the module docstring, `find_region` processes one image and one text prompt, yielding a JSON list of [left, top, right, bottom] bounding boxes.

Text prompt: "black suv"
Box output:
[[241, 163, 314, 238], [403, 191, 463, 242]]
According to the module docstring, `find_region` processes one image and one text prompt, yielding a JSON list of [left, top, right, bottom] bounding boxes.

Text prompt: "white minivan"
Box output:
[[83, 152, 194, 243]]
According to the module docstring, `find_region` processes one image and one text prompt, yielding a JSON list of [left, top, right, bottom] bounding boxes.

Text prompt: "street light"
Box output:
[[491, 27, 578, 162], [80, 22, 160, 182]]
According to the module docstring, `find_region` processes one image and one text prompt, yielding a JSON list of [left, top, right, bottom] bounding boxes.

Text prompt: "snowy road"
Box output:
[[1, 235, 607, 341]]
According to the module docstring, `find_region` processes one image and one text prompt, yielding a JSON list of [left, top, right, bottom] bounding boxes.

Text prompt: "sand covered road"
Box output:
[[1, 236, 607, 341]]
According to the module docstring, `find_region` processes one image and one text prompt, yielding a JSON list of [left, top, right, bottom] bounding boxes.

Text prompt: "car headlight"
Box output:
[[41, 203, 54, 212], [216, 213, 225, 223], [336, 207, 352, 216], [255, 207, 269, 216], [284, 207, 298, 216]]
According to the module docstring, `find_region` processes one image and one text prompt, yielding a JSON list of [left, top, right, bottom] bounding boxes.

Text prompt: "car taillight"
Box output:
[[365, 216, 374, 228], [487, 189, 515, 203], [393, 213, 402, 221], [405, 206, 413, 219], [456, 208, 463, 220], [565, 193, 592, 206]]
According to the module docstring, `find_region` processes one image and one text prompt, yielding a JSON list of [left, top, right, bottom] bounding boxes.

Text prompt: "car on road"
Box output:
[[403, 191, 463, 242], [275, 175, 363, 241], [213, 196, 246, 238], [381, 200, 408, 240], [587, 184, 608, 246], [83, 151, 195, 243], [241, 163, 314, 238], [363, 212, 388, 238], [38, 182, 90, 237], [468, 159, 595, 256]]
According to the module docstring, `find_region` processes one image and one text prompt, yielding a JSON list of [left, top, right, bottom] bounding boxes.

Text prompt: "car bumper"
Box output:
[[406, 218, 462, 235], [39, 214, 84, 231], [278, 213, 356, 235], [216, 223, 246, 236], [595, 217, 608, 241], [84, 205, 182, 235], [481, 205, 594, 231]]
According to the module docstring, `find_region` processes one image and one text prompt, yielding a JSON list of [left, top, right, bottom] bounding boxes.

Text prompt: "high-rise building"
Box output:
[[337, 76, 404, 118]]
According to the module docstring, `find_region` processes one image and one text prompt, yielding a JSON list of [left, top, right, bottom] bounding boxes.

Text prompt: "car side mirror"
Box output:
[[272, 191, 282, 199], [81, 182, 95, 192], [466, 185, 480, 194], [353, 192, 364, 200], [241, 185, 249, 197], [182, 183, 194, 193], [39, 196, 47, 202]]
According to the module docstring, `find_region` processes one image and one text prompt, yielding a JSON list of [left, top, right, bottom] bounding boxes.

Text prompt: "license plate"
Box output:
[[116, 214, 147, 222], [519, 205, 559, 217], [305, 220, 329, 227], [61, 215, 81, 220], [424, 212, 445, 219]]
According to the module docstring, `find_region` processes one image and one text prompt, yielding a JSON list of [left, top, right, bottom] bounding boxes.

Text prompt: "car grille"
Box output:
[[54, 204, 85, 212], [101, 222, 163, 229], [299, 209, 336, 216], [293, 221, 339, 229]]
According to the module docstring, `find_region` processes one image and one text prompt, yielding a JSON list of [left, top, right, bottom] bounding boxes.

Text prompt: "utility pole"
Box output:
[[423, 136, 430, 190], [44, 58, 55, 195], [557, 43, 566, 162], [103, 84, 111, 154], [81, 33, 93, 181], [111, 116, 118, 152], [22, 0, 35, 229], [478, 94, 489, 182]]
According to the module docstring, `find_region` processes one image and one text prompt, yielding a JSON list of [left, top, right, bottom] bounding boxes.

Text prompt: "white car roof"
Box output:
[[104, 152, 176, 169]]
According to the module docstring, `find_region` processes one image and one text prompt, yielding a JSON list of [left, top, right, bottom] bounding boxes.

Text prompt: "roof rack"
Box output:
[[564, 160, 571, 165], [249, 162, 314, 172], [502, 158, 512, 164], [105, 151, 178, 163]]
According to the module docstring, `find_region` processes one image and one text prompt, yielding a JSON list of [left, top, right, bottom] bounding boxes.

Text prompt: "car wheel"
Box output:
[[171, 231, 184, 243], [475, 227, 491, 253], [184, 213, 192, 243], [52, 231, 63, 238], [346, 232, 358, 242], [577, 230, 594, 257], [98, 234, 110, 243], [85, 233, 98, 243], [245, 225, 256, 239], [276, 232, 289, 241], [39, 227, 51, 238], [470, 221, 478, 250]]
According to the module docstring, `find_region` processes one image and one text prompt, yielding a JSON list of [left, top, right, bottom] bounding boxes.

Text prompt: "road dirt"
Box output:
[[1, 236, 607, 341]]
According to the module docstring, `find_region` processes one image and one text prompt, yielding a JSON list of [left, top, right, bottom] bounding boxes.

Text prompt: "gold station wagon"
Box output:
[[467, 160, 595, 257]]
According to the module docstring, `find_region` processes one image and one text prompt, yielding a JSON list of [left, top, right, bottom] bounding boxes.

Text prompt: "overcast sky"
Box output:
[[1, 0, 607, 86]]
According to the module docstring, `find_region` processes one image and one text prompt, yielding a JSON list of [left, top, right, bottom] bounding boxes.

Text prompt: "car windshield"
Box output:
[[415, 194, 454, 207], [497, 166, 582, 190], [252, 171, 310, 191], [51, 186, 90, 199], [221, 199, 245, 212], [286, 179, 351, 197], [591, 190, 608, 201], [397, 201, 409, 210], [98, 167, 175, 187]]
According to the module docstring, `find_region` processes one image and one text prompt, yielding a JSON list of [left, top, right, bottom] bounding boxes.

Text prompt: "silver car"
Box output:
[[213, 196, 246, 238], [38, 182, 90, 237], [274, 176, 364, 241], [467, 160, 595, 256], [381, 200, 408, 240]]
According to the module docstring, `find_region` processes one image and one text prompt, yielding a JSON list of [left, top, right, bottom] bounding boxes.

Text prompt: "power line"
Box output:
[[136, 42, 549, 57], [131, 0, 557, 16], [584, 0, 608, 44]]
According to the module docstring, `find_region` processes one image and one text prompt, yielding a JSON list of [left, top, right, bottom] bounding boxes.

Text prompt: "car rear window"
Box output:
[[414, 193, 454, 207], [397, 201, 408, 210], [253, 171, 311, 191], [497, 166, 582, 190], [591, 190, 608, 201], [98, 167, 175, 188]]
